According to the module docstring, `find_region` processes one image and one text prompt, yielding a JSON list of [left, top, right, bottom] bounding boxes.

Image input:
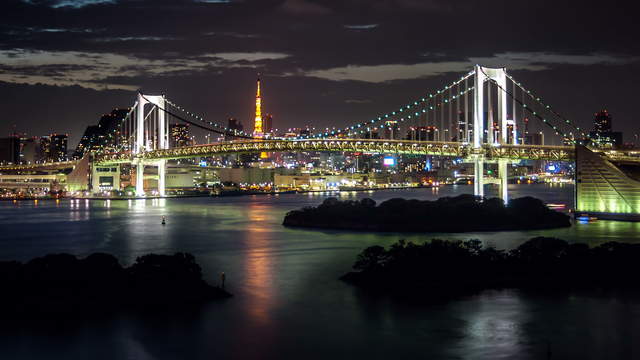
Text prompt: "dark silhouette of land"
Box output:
[[283, 194, 571, 232], [341, 237, 640, 299], [0, 252, 231, 316]]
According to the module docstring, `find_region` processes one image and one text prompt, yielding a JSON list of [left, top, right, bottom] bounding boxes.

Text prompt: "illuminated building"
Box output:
[[74, 108, 130, 158], [49, 134, 68, 162], [74, 125, 101, 158], [594, 110, 612, 132], [589, 110, 622, 149], [170, 123, 191, 147], [19, 136, 38, 164], [39, 136, 51, 161], [226, 118, 243, 141], [253, 77, 263, 137]]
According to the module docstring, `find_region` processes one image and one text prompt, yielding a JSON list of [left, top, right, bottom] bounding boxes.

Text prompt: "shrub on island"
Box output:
[[0, 252, 231, 316], [341, 237, 640, 299], [283, 194, 571, 232]]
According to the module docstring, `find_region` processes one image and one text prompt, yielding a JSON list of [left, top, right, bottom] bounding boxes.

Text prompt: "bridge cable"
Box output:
[[505, 73, 588, 139], [164, 98, 255, 138], [304, 70, 476, 139], [479, 68, 578, 145], [140, 94, 259, 140]]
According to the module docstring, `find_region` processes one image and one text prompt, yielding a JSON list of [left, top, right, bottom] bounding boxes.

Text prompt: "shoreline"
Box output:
[[0, 184, 438, 201]]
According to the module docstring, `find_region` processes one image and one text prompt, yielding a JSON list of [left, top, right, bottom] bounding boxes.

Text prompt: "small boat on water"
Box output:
[[576, 214, 598, 222]]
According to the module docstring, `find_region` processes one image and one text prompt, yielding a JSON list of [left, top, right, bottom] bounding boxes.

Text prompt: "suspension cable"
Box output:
[[140, 94, 259, 140], [479, 69, 577, 144], [164, 98, 255, 138], [505, 73, 588, 139], [305, 70, 476, 139]]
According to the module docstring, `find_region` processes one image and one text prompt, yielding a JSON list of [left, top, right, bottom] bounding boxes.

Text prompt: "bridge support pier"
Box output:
[[157, 160, 166, 197], [473, 157, 484, 198], [136, 162, 145, 197], [498, 159, 508, 204]]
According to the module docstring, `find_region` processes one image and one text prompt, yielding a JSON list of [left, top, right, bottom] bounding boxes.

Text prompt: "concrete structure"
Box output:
[[91, 165, 120, 192], [575, 145, 640, 220]]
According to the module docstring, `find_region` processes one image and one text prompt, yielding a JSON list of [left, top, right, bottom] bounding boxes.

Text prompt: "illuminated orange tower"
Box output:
[[253, 77, 263, 138]]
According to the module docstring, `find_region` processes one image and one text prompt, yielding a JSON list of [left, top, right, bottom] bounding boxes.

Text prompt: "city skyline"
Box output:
[[1, 0, 639, 147]]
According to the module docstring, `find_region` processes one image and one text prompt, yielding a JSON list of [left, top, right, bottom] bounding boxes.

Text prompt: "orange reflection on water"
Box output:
[[242, 202, 276, 325]]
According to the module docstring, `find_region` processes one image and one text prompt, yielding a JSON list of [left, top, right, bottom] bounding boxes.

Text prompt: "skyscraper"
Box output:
[[594, 110, 612, 133], [263, 113, 273, 134], [74, 108, 130, 158], [226, 118, 243, 141], [49, 134, 68, 162], [253, 77, 263, 137], [589, 110, 622, 148], [39, 136, 51, 161]]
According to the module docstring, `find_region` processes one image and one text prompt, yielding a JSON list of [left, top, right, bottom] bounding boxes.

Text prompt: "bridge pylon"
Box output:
[[473, 65, 513, 203], [134, 93, 168, 197]]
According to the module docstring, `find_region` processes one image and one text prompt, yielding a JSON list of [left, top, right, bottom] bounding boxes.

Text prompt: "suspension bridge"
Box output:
[[2, 65, 640, 219]]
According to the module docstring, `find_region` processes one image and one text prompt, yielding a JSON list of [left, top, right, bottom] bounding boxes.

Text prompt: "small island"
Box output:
[[283, 194, 571, 232], [341, 237, 640, 299], [0, 252, 231, 316]]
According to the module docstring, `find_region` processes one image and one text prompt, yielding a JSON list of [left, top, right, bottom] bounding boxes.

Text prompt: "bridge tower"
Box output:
[[134, 93, 168, 197], [473, 65, 512, 202]]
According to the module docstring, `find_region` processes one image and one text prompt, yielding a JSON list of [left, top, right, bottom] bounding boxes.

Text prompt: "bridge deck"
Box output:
[[93, 139, 577, 165], [3, 139, 639, 170]]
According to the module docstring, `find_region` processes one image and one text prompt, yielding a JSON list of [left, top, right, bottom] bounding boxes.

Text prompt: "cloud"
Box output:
[[301, 52, 640, 83], [344, 24, 379, 30], [22, 0, 116, 8], [206, 52, 290, 62], [0, 49, 291, 90]]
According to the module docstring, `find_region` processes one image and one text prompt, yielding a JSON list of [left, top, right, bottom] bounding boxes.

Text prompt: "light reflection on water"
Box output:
[[0, 184, 639, 359]]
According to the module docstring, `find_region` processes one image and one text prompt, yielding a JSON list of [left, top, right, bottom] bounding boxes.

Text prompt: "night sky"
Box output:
[[1, 0, 638, 147]]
